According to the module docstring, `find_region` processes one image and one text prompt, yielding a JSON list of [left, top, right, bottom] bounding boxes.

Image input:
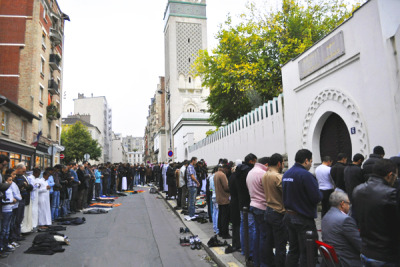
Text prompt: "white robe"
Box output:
[[37, 178, 52, 226], [21, 174, 34, 233], [162, 164, 169, 192], [31, 178, 41, 228], [121, 177, 127, 191]]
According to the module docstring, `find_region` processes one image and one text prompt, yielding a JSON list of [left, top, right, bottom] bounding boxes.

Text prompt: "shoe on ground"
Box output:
[[5, 245, 15, 252], [190, 236, 196, 250], [11, 242, 20, 248], [184, 227, 190, 233], [180, 227, 184, 234]]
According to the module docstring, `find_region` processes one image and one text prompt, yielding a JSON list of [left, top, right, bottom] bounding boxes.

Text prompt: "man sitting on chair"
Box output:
[[321, 191, 361, 267]]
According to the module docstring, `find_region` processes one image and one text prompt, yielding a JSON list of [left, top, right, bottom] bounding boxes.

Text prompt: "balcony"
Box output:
[[48, 79, 59, 95], [49, 54, 61, 71], [50, 28, 63, 46]]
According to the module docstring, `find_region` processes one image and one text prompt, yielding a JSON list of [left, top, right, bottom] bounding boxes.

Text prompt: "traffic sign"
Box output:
[[60, 154, 65, 160], [168, 150, 173, 157]]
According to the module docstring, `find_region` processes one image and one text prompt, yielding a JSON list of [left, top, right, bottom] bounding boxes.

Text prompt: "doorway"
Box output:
[[319, 113, 352, 164]]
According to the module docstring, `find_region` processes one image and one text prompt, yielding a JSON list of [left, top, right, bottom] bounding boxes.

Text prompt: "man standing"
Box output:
[[344, 153, 365, 202], [353, 159, 399, 266], [321, 191, 361, 267], [246, 157, 269, 267], [283, 149, 322, 267], [186, 157, 200, 219], [315, 156, 334, 218], [363, 146, 385, 180], [37, 171, 51, 226], [177, 161, 188, 209], [330, 153, 347, 192], [13, 163, 32, 240], [235, 153, 257, 258], [0, 155, 10, 182], [263, 153, 286, 267], [214, 165, 230, 239]]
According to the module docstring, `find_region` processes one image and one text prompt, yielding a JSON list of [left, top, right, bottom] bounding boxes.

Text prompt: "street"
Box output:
[[0, 188, 214, 267]]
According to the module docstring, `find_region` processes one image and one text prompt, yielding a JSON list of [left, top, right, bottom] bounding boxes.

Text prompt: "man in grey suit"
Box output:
[[321, 191, 361, 267]]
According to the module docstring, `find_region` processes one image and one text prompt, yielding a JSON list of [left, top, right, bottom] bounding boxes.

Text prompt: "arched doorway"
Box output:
[[319, 113, 352, 164]]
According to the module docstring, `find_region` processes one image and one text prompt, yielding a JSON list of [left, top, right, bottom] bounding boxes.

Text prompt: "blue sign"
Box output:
[[350, 127, 356, 135], [168, 150, 173, 157]]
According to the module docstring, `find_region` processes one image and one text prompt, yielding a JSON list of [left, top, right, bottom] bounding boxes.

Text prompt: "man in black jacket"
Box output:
[[330, 153, 348, 192], [363, 146, 385, 180], [353, 159, 399, 266], [235, 153, 257, 259], [344, 153, 365, 201]]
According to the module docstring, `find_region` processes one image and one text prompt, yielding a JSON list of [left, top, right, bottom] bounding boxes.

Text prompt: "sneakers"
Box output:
[[189, 235, 202, 250], [10, 242, 20, 248], [179, 227, 190, 233], [180, 237, 190, 246]]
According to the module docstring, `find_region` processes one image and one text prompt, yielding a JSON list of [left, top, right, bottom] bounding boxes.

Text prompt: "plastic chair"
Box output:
[[315, 240, 341, 267]]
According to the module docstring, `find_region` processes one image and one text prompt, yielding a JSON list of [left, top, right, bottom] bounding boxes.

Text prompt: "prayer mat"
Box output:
[[89, 203, 122, 207], [83, 208, 109, 214], [37, 225, 67, 232], [97, 196, 118, 200]]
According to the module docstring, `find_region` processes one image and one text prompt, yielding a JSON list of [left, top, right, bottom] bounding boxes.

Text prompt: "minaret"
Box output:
[[163, 0, 209, 155]]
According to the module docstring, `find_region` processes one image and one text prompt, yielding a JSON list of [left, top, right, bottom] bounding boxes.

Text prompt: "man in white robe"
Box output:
[[21, 169, 36, 233], [30, 168, 41, 229], [37, 171, 52, 226], [162, 162, 169, 193]]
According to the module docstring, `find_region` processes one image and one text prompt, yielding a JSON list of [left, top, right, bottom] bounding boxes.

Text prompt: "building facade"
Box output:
[[127, 151, 144, 165], [144, 77, 167, 163], [0, 0, 69, 169], [163, 0, 214, 161], [112, 132, 127, 164], [73, 94, 112, 163], [122, 135, 144, 153]]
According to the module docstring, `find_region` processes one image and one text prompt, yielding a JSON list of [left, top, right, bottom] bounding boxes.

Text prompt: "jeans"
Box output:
[[51, 191, 60, 220], [0, 212, 12, 249], [60, 198, 68, 217], [361, 254, 399, 267], [212, 199, 219, 234], [67, 187, 72, 212], [251, 206, 268, 267], [265, 207, 287, 267], [13, 201, 25, 239], [284, 212, 318, 267], [188, 186, 197, 217], [218, 204, 230, 237], [134, 174, 139, 186], [240, 210, 256, 258]]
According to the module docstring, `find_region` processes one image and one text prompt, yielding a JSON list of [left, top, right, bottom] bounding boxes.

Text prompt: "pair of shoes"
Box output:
[[10, 242, 20, 248], [5, 244, 15, 252], [179, 237, 190, 246], [189, 236, 202, 250]]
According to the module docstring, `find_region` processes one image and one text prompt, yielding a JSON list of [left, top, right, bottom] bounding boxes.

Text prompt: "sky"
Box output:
[[57, 0, 279, 137]]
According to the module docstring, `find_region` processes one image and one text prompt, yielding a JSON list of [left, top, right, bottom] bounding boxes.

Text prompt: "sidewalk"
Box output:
[[156, 189, 245, 267]]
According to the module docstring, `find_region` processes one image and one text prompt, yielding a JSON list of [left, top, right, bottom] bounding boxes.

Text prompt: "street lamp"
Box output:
[[157, 89, 172, 156]]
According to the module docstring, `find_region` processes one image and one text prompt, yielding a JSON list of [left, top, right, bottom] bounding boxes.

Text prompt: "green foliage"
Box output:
[[61, 122, 102, 163], [206, 128, 219, 136], [194, 0, 364, 127]]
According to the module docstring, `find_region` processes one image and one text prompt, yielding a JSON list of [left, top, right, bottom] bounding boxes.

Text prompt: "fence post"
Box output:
[[243, 207, 250, 266], [306, 230, 316, 267]]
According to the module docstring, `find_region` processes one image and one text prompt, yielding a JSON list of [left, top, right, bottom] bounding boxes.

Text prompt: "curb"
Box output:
[[155, 188, 243, 267]]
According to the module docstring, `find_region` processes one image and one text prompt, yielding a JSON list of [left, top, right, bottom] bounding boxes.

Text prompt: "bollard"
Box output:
[[243, 207, 250, 266], [306, 230, 316, 267]]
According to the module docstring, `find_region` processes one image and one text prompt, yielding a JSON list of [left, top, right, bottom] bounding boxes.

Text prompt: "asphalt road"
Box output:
[[0, 188, 214, 267]]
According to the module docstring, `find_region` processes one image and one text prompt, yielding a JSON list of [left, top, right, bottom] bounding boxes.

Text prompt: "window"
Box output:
[[48, 121, 51, 138], [188, 77, 191, 83], [1, 111, 8, 133], [21, 121, 27, 140], [188, 58, 191, 63], [40, 57, 45, 75], [188, 38, 190, 43], [43, 4, 47, 21], [42, 32, 46, 49], [56, 125, 59, 141], [38, 114, 43, 131], [39, 85, 44, 103]]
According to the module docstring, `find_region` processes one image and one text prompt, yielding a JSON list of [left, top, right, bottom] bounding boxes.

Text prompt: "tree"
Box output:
[[61, 121, 102, 163], [194, 0, 363, 127]]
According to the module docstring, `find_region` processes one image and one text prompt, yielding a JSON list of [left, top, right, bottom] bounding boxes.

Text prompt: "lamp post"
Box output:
[[157, 89, 172, 158]]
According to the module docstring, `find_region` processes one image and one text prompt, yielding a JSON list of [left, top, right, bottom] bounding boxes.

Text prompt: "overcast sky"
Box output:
[[57, 0, 281, 137]]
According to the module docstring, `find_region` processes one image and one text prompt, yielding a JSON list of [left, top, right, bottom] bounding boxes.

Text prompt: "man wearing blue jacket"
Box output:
[[282, 149, 322, 267]]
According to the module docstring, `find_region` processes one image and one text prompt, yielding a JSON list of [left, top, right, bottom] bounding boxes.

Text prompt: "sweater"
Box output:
[[282, 163, 322, 219], [246, 163, 268, 210], [214, 171, 230, 205]]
